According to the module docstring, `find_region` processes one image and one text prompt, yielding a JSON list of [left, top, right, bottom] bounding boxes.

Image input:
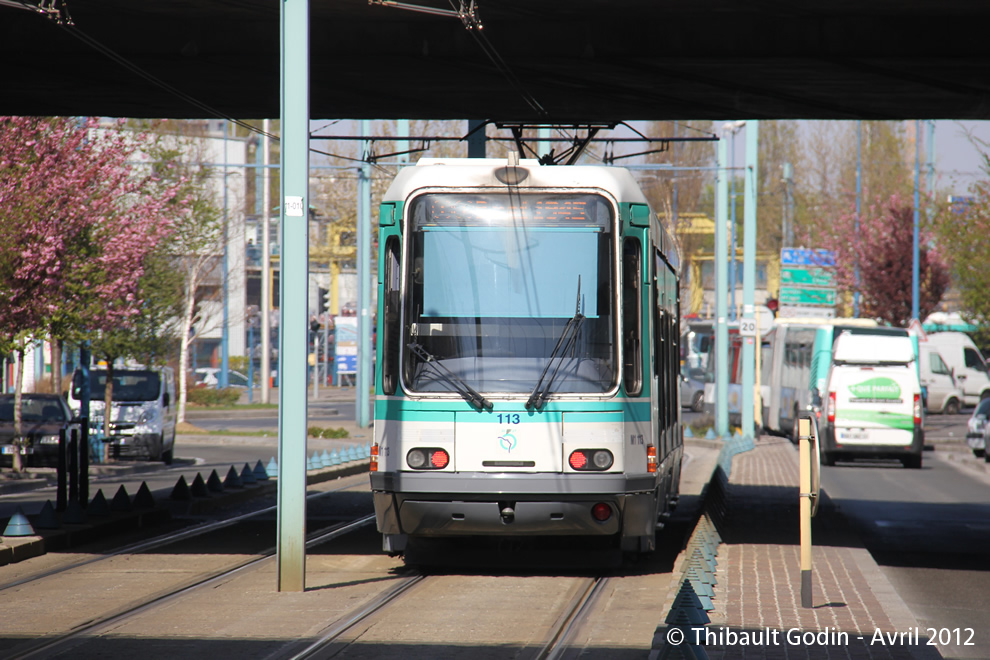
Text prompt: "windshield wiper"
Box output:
[[526, 277, 586, 411], [407, 343, 493, 411]]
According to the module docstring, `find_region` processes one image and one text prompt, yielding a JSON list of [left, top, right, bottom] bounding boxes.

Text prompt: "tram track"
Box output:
[[262, 573, 614, 660], [2, 511, 681, 660], [5, 513, 378, 660], [537, 576, 610, 660], [0, 473, 369, 594]]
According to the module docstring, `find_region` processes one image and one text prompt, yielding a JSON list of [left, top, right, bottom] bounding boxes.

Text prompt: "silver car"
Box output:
[[680, 368, 706, 413], [966, 397, 990, 457]]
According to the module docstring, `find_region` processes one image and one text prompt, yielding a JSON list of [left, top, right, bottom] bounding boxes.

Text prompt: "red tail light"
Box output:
[[569, 451, 588, 470], [568, 449, 614, 471], [913, 393, 922, 426], [647, 445, 657, 473], [406, 448, 449, 470], [591, 502, 612, 522], [430, 449, 449, 469], [827, 391, 836, 423], [370, 444, 379, 472]]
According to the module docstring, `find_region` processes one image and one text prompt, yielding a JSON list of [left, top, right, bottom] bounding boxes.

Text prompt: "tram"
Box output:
[[369, 155, 683, 556]]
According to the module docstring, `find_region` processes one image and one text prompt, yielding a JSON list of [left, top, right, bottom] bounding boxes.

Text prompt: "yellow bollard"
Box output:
[[798, 414, 820, 608]]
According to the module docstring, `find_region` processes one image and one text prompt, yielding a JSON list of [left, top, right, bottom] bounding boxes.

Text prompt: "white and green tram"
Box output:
[[370, 156, 683, 556]]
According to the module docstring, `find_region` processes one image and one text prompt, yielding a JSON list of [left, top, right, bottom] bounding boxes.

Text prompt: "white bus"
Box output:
[[761, 318, 879, 440]]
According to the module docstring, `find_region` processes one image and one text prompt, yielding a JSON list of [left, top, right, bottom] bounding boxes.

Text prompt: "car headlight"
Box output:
[[139, 408, 160, 425]]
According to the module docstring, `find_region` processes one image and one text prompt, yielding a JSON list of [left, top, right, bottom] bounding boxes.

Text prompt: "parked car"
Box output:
[[919, 344, 963, 415], [68, 367, 177, 464], [680, 368, 706, 413], [924, 332, 990, 407], [0, 394, 78, 467], [193, 368, 251, 389], [966, 397, 990, 458]]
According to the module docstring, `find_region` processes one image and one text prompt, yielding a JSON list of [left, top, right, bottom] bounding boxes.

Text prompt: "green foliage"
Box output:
[[308, 426, 350, 439], [89, 245, 184, 368], [936, 149, 990, 346], [187, 386, 242, 407], [229, 356, 250, 374]]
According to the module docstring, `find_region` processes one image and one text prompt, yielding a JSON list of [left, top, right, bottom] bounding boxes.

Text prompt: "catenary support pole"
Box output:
[[357, 120, 372, 428], [467, 119, 486, 158], [854, 120, 862, 318], [261, 119, 272, 404], [741, 120, 759, 439], [715, 136, 729, 438], [277, 0, 309, 592], [729, 131, 738, 321], [221, 120, 230, 390], [912, 119, 921, 321]]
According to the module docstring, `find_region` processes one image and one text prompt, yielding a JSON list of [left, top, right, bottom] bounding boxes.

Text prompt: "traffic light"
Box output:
[[765, 298, 779, 317], [319, 287, 330, 314]]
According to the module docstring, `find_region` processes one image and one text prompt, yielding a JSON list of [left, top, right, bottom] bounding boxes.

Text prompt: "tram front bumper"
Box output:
[[370, 471, 658, 538]]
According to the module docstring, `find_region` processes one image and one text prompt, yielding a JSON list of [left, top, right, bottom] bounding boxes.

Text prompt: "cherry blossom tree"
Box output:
[[819, 194, 950, 327], [0, 116, 184, 471]]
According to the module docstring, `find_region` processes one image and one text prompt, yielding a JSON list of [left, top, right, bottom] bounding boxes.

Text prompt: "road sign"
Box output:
[[779, 286, 836, 306], [907, 318, 927, 342], [778, 305, 835, 319], [780, 248, 835, 267], [739, 317, 758, 337], [781, 266, 835, 287]]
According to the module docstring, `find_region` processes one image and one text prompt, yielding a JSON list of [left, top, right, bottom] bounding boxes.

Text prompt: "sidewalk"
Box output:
[[694, 436, 940, 660]]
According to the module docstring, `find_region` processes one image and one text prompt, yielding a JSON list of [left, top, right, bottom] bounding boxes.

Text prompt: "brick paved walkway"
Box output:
[[702, 436, 941, 660]]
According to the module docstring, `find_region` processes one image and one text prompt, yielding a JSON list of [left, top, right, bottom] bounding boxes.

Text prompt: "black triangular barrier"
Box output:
[[111, 485, 132, 512], [89, 489, 111, 516], [133, 481, 155, 509], [191, 473, 210, 497], [170, 475, 192, 501]]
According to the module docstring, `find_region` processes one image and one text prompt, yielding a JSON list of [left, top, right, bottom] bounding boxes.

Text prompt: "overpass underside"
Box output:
[[2, 0, 989, 121]]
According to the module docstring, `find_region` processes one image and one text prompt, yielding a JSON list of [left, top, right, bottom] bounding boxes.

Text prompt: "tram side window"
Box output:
[[655, 254, 667, 434], [381, 236, 401, 395], [622, 239, 642, 396]]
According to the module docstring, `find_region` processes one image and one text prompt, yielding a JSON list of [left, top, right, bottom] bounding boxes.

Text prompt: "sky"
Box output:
[[935, 120, 990, 196], [306, 119, 990, 199]]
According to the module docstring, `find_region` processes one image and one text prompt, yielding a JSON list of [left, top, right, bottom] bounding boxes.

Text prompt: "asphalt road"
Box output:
[[820, 409, 990, 659], [188, 398, 354, 432]]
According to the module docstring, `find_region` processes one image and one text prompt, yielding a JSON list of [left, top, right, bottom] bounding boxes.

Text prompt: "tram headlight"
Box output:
[[592, 450, 613, 469], [406, 448, 449, 470], [568, 449, 614, 471]]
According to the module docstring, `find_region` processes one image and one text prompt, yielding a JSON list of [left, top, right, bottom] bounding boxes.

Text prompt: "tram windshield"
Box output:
[[403, 192, 617, 397]]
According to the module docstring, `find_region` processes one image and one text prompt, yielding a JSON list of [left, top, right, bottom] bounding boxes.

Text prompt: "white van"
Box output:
[[68, 367, 177, 464], [918, 344, 963, 414], [822, 332, 923, 468], [924, 332, 990, 407]]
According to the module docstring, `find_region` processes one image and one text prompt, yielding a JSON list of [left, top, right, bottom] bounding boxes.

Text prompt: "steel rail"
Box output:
[[0, 473, 368, 592], [536, 576, 610, 660], [6, 513, 377, 660], [282, 574, 428, 660]]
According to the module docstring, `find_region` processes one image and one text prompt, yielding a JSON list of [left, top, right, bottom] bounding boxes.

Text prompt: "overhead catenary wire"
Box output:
[[17, 2, 713, 166]]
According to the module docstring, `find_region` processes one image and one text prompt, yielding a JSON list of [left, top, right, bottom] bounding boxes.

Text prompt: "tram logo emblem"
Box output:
[[498, 429, 517, 453]]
